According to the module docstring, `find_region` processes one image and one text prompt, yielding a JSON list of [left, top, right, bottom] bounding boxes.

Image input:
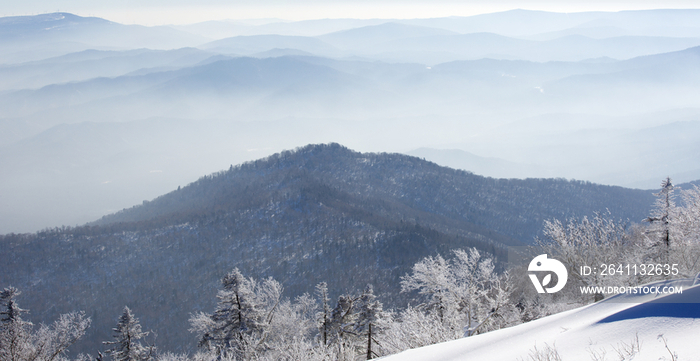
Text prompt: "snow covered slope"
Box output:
[[382, 278, 700, 360]]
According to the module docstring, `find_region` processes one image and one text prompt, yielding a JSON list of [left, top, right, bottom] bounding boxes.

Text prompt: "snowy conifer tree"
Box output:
[[645, 177, 679, 264], [352, 285, 390, 360], [328, 294, 357, 345], [1, 287, 90, 361], [103, 307, 154, 361], [663, 184, 700, 277], [315, 282, 332, 346], [189, 268, 282, 360], [0, 287, 32, 361]]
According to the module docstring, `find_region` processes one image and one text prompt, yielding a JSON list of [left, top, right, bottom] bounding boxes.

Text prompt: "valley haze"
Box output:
[[1, 8, 700, 234], [1, 4, 700, 361]]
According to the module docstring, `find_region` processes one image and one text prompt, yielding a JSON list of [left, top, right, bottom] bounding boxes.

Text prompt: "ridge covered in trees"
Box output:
[[91, 143, 653, 243], [4, 177, 700, 360], [0, 143, 670, 355]]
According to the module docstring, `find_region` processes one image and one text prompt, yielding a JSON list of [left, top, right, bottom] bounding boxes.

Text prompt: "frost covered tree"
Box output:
[[400, 248, 514, 339], [661, 184, 700, 277], [320, 285, 391, 360], [326, 293, 360, 357], [538, 212, 636, 301], [645, 177, 678, 264], [0, 286, 31, 361], [637, 178, 700, 277], [261, 293, 319, 361], [677, 185, 700, 273], [28, 312, 91, 361], [379, 305, 458, 355], [0, 287, 90, 361], [314, 282, 332, 347], [676, 185, 700, 237], [189, 268, 282, 360], [401, 254, 452, 323], [103, 306, 154, 361], [352, 285, 390, 360]]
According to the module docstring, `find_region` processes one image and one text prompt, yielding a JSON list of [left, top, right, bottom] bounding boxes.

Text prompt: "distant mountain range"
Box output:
[[171, 9, 700, 39], [0, 13, 207, 63], [1, 9, 699, 234], [194, 20, 700, 63], [4, 10, 700, 64], [0, 144, 659, 355]]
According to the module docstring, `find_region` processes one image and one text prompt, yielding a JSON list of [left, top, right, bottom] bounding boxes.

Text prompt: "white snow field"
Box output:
[[381, 278, 700, 361]]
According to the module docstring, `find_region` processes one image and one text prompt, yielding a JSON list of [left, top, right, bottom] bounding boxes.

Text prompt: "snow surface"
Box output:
[[381, 279, 700, 361]]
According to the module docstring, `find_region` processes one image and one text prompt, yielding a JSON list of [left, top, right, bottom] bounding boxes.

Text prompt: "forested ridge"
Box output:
[[93, 143, 652, 240], [0, 143, 663, 355]]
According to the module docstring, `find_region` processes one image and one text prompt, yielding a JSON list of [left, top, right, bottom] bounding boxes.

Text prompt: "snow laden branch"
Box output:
[[640, 178, 700, 277], [189, 269, 394, 361], [644, 177, 679, 265], [537, 211, 636, 301], [537, 178, 700, 304], [102, 306, 155, 361], [399, 248, 516, 340], [0, 287, 91, 361], [188, 268, 283, 360]]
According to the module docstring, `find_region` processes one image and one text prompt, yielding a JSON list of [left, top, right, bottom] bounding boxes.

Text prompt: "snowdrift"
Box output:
[[382, 278, 700, 360]]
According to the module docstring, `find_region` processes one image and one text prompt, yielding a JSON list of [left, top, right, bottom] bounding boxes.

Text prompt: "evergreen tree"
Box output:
[[1, 287, 90, 361], [103, 307, 154, 361], [643, 183, 700, 278], [353, 285, 389, 360], [189, 268, 282, 360], [314, 282, 331, 346], [0, 287, 31, 361], [0, 287, 26, 324], [645, 177, 678, 263], [319, 292, 360, 361], [328, 294, 354, 347]]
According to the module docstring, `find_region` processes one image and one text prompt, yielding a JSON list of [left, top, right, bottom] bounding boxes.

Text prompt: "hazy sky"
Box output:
[[3, 0, 700, 25]]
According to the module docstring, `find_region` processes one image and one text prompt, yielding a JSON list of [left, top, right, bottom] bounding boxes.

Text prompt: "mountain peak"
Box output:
[[93, 143, 652, 247], [0, 12, 112, 27]]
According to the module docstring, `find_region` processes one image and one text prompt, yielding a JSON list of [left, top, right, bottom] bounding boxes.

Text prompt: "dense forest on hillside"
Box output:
[[93, 144, 652, 241], [0, 144, 671, 355]]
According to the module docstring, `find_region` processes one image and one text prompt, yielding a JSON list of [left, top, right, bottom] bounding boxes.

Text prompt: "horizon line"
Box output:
[[3, 6, 700, 27]]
